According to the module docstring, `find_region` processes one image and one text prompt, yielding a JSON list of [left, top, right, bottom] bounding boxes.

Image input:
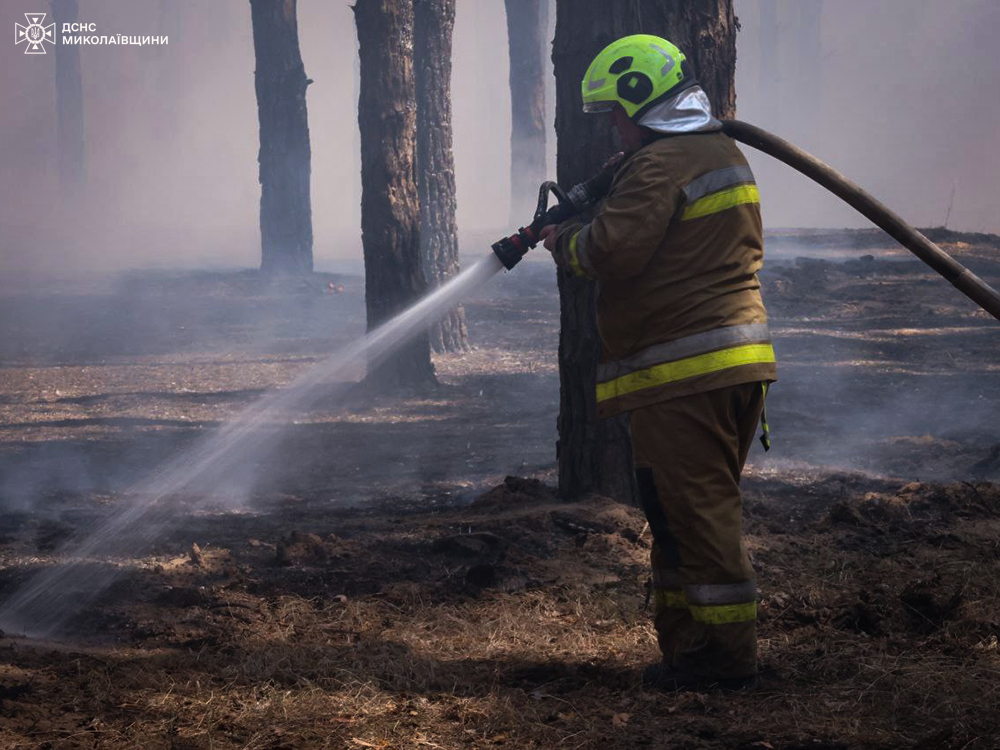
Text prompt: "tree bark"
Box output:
[[552, 0, 737, 502], [504, 0, 548, 225], [250, 0, 314, 275], [414, 0, 468, 353], [354, 0, 436, 390], [50, 0, 84, 199]]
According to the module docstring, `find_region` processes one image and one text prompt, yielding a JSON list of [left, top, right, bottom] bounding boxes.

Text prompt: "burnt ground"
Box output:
[[0, 230, 998, 748]]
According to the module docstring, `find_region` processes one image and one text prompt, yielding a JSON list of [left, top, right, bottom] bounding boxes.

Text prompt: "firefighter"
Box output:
[[540, 34, 777, 691]]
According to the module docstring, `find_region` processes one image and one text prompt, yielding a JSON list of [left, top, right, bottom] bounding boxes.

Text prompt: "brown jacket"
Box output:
[[555, 131, 777, 418]]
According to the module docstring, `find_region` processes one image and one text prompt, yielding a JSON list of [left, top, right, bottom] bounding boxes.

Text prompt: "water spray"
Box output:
[[491, 159, 619, 270], [0, 160, 622, 639], [0, 255, 506, 638]]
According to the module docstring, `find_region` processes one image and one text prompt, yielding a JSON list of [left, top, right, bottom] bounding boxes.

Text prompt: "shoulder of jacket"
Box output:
[[614, 138, 696, 189], [647, 131, 730, 153]]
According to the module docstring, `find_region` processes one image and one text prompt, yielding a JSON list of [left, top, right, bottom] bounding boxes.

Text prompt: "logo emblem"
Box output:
[[15, 13, 55, 54], [649, 44, 675, 76], [587, 70, 606, 91]]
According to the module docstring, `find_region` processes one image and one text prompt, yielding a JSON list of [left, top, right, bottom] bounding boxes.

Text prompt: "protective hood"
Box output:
[[638, 85, 721, 134]]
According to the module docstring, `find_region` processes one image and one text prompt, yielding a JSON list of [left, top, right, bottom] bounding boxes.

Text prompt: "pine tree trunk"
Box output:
[[414, 0, 468, 354], [552, 0, 737, 502], [250, 0, 314, 275], [504, 0, 548, 224], [50, 0, 84, 199], [354, 0, 437, 391]]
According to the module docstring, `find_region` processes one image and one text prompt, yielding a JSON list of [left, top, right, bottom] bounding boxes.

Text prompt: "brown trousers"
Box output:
[[630, 382, 764, 680]]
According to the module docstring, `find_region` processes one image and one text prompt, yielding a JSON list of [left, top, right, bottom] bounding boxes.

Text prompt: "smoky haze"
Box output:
[[3, 1, 997, 277], [0, 1, 997, 639], [0, 0, 538, 276], [734, 0, 1000, 234]]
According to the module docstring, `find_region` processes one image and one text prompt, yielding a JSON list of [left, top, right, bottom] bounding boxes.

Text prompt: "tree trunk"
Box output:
[[552, 0, 737, 502], [352, 33, 362, 231], [354, 0, 436, 390], [414, 0, 468, 353], [250, 0, 314, 275], [504, 0, 548, 225], [50, 0, 84, 199]]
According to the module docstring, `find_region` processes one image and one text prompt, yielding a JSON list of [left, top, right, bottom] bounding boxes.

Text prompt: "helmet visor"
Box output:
[[583, 100, 616, 114]]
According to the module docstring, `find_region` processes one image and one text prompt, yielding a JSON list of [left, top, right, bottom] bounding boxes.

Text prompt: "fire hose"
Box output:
[[492, 120, 1000, 324]]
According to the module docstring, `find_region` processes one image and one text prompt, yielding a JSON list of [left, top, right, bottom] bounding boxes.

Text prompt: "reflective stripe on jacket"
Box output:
[[553, 131, 777, 417], [596, 323, 775, 405]]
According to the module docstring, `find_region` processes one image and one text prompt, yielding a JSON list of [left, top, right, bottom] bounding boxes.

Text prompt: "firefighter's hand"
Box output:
[[540, 224, 558, 253], [603, 151, 625, 171], [540, 224, 575, 272]]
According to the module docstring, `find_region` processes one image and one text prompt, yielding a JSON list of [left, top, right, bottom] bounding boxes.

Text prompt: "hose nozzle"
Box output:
[[491, 157, 620, 270]]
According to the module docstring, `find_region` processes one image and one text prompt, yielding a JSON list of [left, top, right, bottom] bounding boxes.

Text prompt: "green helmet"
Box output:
[[581, 34, 696, 120]]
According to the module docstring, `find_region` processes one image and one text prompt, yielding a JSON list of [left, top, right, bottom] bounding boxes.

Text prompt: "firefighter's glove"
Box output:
[[541, 222, 593, 278]]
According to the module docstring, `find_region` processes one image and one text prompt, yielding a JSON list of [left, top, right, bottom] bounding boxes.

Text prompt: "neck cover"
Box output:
[[638, 85, 722, 134]]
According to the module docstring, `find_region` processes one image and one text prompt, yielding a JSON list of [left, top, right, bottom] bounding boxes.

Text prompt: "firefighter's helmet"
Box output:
[[581, 34, 696, 120]]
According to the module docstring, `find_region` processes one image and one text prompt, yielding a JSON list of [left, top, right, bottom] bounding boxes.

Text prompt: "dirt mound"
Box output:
[[469, 474, 556, 508], [431, 530, 505, 558], [275, 531, 354, 566], [828, 481, 1000, 529]]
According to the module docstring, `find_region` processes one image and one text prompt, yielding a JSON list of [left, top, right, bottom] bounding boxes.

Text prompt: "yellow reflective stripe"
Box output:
[[567, 231, 585, 277], [653, 589, 687, 610], [689, 601, 757, 625], [681, 184, 760, 221], [596, 343, 776, 403], [655, 590, 757, 622]]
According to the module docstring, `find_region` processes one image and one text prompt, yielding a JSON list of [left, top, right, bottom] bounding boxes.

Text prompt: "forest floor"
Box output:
[[0, 229, 998, 748]]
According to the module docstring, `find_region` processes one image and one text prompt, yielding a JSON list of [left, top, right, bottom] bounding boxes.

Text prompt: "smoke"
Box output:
[[3, 0, 999, 279], [0, 0, 997, 638], [0, 250, 560, 514], [731, 2, 1000, 483], [744, 250, 1000, 482], [0, 0, 550, 277], [0, 254, 513, 636], [734, 0, 1000, 234]]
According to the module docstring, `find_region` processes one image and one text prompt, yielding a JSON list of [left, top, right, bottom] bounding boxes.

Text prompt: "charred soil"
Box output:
[[0, 232, 998, 748]]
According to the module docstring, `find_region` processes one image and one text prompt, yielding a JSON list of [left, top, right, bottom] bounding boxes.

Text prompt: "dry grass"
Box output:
[[1, 235, 999, 748], [0, 480, 998, 748]]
